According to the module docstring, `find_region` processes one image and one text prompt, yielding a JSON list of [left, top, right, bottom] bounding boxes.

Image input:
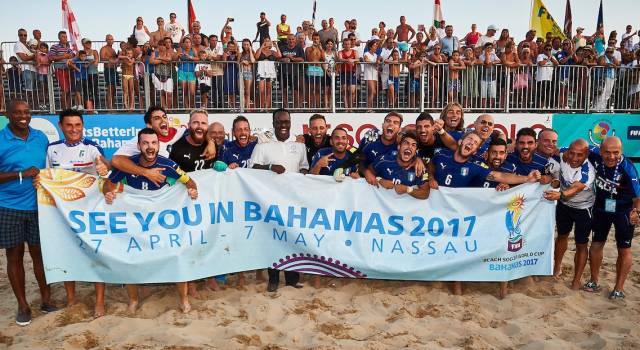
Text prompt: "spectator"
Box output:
[[594, 46, 620, 110], [195, 50, 213, 108], [132, 17, 151, 46], [305, 33, 325, 109], [448, 50, 466, 102], [191, 33, 205, 54], [429, 44, 446, 107], [337, 38, 358, 111], [363, 40, 380, 111], [99, 35, 118, 109], [518, 30, 539, 57], [459, 47, 479, 108], [6, 56, 23, 99], [551, 37, 562, 56], [536, 44, 559, 109], [150, 40, 174, 109], [379, 38, 395, 102], [165, 13, 185, 47], [407, 46, 430, 108], [495, 29, 510, 56], [32, 29, 42, 46], [254, 12, 271, 45], [436, 20, 446, 39], [254, 37, 280, 109], [384, 49, 402, 107], [440, 25, 460, 58], [239, 38, 256, 110], [573, 27, 586, 48], [190, 20, 202, 36], [68, 50, 90, 111], [478, 42, 501, 109], [79, 39, 99, 112], [463, 24, 480, 47], [328, 18, 339, 42], [222, 41, 240, 109], [628, 50, 640, 109], [377, 21, 387, 42], [322, 38, 337, 108], [544, 32, 554, 47], [341, 20, 351, 41], [220, 19, 234, 47], [395, 16, 416, 57], [276, 14, 291, 49], [49, 30, 75, 109], [426, 26, 440, 53], [35, 42, 50, 109], [318, 20, 336, 46], [279, 34, 305, 108], [14, 29, 37, 104], [500, 40, 520, 105], [119, 47, 136, 110], [556, 39, 576, 108], [591, 24, 606, 56], [150, 17, 168, 47], [177, 37, 198, 109], [205, 35, 225, 107], [621, 25, 636, 52], [476, 25, 497, 48]]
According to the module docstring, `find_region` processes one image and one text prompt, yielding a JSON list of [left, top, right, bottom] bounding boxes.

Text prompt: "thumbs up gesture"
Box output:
[[95, 155, 109, 177]]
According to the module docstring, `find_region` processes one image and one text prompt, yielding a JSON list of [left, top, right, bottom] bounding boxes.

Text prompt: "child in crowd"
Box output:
[[120, 47, 136, 110], [384, 49, 402, 107], [68, 50, 89, 110], [195, 50, 213, 108], [448, 50, 466, 102], [36, 42, 50, 109], [6, 56, 23, 99]]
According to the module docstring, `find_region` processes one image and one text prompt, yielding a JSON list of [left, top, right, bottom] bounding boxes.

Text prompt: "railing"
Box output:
[[1, 60, 638, 114]]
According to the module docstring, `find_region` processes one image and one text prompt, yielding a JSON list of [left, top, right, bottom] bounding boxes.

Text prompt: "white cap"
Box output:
[[488, 24, 498, 31]]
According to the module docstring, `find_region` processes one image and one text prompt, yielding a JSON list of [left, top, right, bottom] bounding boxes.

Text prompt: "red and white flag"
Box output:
[[61, 0, 81, 51], [188, 0, 197, 34], [433, 0, 444, 29]]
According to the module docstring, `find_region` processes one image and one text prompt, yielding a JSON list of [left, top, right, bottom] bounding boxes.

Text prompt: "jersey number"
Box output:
[[444, 174, 452, 186], [194, 159, 206, 171]]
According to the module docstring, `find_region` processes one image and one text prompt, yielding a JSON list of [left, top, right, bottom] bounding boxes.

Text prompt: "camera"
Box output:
[[228, 18, 234, 22]]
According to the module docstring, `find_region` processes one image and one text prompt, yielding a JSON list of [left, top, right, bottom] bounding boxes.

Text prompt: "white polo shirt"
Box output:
[[249, 135, 309, 173]]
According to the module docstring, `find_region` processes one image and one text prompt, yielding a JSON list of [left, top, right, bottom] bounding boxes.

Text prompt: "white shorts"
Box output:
[[380, 72, 389, 90], [152, 75, 174, 92], [480, 80, 496, 98]]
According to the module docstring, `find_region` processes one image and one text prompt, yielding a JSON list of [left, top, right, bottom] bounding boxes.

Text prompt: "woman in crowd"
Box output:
[[177, 36, 198, 109], [240, 38, 256, 111], [254, 37, 280, 110], [222, 40, 240, 109]]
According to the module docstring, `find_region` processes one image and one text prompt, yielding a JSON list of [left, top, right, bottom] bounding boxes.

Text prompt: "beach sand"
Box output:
[[0, 229, 638, 350]]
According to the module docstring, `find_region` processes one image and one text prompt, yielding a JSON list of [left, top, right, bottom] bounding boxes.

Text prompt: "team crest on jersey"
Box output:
[[505, 194, 526, 252], [363, 129, 381, 143], [407, 171, 416, 183], [460, 167, 469, 176]]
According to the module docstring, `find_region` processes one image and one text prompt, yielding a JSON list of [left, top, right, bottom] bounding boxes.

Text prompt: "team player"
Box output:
[[222, 116, 257, 169], [169, 109, 214, 172], [112, 106, 215, 187], [536, 128, 560, 176], [542, 139, 595, 289], [310, 127, 359, 178], [299, 114, 331, 165], [372, 131, 430, 200], [46, 109, 110, 317], [403, 112, 457, 166], [103, 128, 199, 313], [472, 137, 516, 190], [359, 112, 404, 185], [506, 128, 553, 184], [583, 137, 640, 299]]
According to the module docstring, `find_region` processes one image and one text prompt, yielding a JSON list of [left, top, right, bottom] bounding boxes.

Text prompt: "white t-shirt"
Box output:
[[536, 54, 554, 82], [14, 41, 36, 72], [379, 47, 394, 76], [46, 138, 104, 175], [475, 35, 496, 48], [557, 156, 595, 210], [195, 63, 212, 86], [249, 136, 309, 173], [622, 32, 635, 51], [115, 127, 186, 158], [165, 22, 185, 44]]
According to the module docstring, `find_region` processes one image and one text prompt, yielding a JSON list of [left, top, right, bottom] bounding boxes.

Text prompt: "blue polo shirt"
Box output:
[[0, 126, 48, 210]]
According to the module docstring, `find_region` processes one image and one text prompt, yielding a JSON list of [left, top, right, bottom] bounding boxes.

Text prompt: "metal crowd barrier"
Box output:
[[1, 60, 639, 114]]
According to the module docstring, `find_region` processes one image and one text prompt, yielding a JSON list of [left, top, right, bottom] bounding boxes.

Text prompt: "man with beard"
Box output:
[[0, 100, 57, 326], [536, 128, 560, 177], [439, 102, 465, 140], [409, 112, 457, 166], [506, 128, 553, 184], [542, 139, 595, 289], [582, 137, 639, 299], [310, 128, 359, 179], [472, 137, 515, 190], [103, 128, 199, 314], [372, 131, 430, 200], [112, 106, 215, 187], [46, 109, 110, 317], [298, 114, 331, 165], [222, 116, 257, 169], [359, 112, 403, 186], [169, 109, 213, 172], [251, 109, 308, 292], [429, 131, 541, 296]]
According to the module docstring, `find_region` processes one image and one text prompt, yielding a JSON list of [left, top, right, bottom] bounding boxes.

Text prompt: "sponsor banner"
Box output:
[[552, 114, 640, 158], [17, 113, 551, 158], [38, 168, 554, 284]]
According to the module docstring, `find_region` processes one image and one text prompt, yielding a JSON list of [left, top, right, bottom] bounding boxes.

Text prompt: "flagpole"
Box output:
[[529, 0, 534, 34]]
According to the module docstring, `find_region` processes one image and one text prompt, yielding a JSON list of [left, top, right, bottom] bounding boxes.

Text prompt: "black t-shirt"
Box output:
[[280, 45, 305, 75], [416, 134, 447, 165], [304, 134, 332, 164], [256, 21, 270, 43], [168, 135, 214, 172]]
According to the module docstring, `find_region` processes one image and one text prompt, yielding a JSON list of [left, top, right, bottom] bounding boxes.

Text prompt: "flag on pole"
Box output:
[[311, 0, 317, 27], [187, 0, 197, 34], [61, 0, 81, 51], [563, 0, 572, 38], [596, 0, 603, 30], [433, 0, 443, 28], [530, 0, 566, 39]]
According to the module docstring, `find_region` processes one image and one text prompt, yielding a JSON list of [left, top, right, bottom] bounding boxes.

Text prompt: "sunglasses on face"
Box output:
[[479, 120, 494, 126]]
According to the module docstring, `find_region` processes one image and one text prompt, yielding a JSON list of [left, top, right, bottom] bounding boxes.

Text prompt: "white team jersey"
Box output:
[[114, 127, 185, 158], [47, 138, 104, 175], [557, 155, 596, 210]]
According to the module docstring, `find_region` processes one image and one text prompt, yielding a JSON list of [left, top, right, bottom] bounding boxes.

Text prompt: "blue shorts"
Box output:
[[556, 201, 592, 244], [448, 79, 461, 92], [340, 72, 356, 86], [387, 77, 399, 91], [410, 79, 420, 93], [592, 208, 635, 249], [178, 71, 196, 82]]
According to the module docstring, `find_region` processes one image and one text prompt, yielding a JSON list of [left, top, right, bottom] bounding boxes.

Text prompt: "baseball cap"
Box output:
[[488, 25, 497, 31], [81, 38, 92, 44], [27, 39, 38, 47], [576, 27, 584, 31]]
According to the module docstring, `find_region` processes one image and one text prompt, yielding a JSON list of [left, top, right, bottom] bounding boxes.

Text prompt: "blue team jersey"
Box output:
[[432, 148, 492, 188], [471, 159, 517, 188], [358, 129, 398, 167], [588, 147, 640, 212], [222, 140, 257, 168], [373, 151, 428, 186], [449, 130, 464, 141], [506, 152, 549, 176], [108, 154, 188, 190], [310, 148, 358, 176]]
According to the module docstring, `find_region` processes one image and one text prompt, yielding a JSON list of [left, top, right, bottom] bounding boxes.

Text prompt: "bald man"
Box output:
[[207, 122, 227, 161], [543, 139, 595, 289], [582, 137, 640, 299]]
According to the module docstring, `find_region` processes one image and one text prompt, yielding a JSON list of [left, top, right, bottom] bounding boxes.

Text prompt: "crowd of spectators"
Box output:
[[1, 13, 639, 112]]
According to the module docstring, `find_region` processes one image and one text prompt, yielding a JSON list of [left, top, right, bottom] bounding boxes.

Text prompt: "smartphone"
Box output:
[[228, 18, 235, 22], [418, 24, 425, 32]]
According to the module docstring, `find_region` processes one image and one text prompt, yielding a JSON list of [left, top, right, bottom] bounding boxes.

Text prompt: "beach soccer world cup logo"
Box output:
[[505, 194, 526, 252], [588, 120, 616, 146]]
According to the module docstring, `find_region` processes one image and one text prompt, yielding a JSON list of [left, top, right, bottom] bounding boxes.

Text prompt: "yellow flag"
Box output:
[[530, 0, 566, 39]]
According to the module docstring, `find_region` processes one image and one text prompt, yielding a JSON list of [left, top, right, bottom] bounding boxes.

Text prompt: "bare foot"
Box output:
[[570, 280, 582, 291], [66, 298, 76, 307], [499, 282, 508, 300], [312, 276, 321, 289], [236, 274, 246, 289], [138, 286, 152, 301], [180, 300, 191, 314], [206, 278, 220, 291], [127, 300, 138, 314], [553, 268, 562, 279], [188, 283, 203, 300], [452, 281, 463, 296], [94, 303, 105, 318]]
